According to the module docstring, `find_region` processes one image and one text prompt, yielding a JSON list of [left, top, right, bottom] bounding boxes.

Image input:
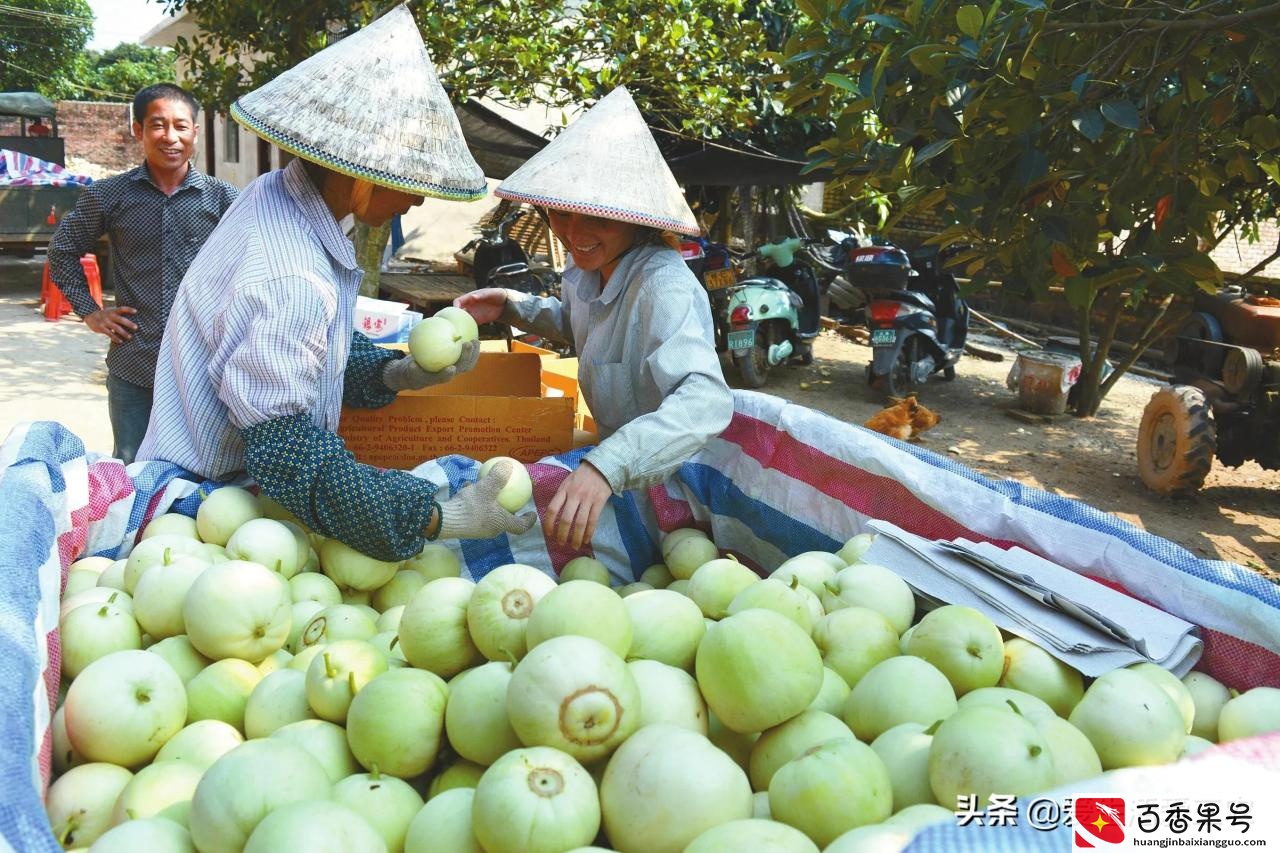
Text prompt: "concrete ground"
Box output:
[[0, 255, 114, 455]]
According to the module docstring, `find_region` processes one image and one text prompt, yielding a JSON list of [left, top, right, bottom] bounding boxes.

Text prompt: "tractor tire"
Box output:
[[1137, 385, 1217, 496]]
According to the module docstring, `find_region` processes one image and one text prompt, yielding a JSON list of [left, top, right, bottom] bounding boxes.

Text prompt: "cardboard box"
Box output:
[[338, 348, 577, 469]]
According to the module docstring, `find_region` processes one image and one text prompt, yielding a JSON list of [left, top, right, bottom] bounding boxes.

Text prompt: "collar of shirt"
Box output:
[[578, 243, 662, 306], [282, 159, 359, 273], [129, 161, 205, 194]]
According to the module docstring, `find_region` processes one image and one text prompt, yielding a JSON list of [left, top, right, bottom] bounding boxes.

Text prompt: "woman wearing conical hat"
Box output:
[[455, 87, 734, 549], [138, 6, 535, 560]]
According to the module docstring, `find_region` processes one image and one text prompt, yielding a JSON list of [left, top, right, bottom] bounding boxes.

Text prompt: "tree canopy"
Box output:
[[75, 43, 177, 101], [158, 0, 827, 153], [0, 0, 94, 97], [786, 0, 1280, 414]]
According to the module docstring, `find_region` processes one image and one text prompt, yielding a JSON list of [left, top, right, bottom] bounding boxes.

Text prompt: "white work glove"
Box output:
[[437, 459, 537, 539], [383, 341, 481, 392]]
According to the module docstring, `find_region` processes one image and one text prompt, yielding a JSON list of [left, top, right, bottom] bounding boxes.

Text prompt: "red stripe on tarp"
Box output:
[[528, 462, 585, 573], [40, 629, 60, 792], [720, 413, 1022, 548], [647, 485, 698, 533], [1196, 629, 1280, 691]]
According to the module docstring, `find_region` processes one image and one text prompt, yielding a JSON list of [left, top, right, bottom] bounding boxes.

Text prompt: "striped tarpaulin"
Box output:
[[0, 149, 93, 187]]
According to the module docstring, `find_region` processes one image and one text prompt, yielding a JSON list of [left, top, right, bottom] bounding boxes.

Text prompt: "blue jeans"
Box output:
[[106, 373, 153, 464]]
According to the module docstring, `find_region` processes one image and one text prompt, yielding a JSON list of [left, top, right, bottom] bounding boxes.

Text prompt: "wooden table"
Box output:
[[378, 271, 473, 314]]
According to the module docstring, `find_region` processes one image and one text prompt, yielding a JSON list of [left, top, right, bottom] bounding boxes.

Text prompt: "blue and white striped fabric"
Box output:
[[0, 149, 92, 187], [138, 158, 363, 479], [4, 386, 1279, 851]]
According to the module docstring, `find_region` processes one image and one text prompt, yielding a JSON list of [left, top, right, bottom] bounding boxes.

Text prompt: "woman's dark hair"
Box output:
[[132, 84, 199, 125]]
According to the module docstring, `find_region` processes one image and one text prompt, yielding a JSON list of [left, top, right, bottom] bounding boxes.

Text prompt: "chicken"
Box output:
[[863, 395, 941, 441]]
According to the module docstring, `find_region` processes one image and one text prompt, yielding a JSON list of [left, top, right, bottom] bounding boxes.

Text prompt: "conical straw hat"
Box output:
[[230, 5, 486, 201], [495, 87, 699, 236]]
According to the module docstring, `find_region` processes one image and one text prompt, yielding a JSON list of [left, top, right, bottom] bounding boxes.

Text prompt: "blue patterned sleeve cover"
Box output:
[[240, 413, 440, 561], [343, 331, 400, 409]]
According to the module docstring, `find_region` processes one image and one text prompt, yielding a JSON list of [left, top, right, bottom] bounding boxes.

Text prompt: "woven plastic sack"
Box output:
[[3, 390, 1277, 851]]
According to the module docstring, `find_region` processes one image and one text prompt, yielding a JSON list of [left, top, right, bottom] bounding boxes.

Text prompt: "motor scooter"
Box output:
[[723, 236, 824, 388], [845, 240, 969, 397]]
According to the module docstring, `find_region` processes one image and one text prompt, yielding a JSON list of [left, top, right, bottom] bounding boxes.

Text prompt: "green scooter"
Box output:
[[724, 237, 823, 388]]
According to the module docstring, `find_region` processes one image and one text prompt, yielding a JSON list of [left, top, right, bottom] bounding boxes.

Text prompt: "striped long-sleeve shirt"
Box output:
[[47, 163, 238, 387], [138, 159, 394, 478], [502, 243, 733, 493]]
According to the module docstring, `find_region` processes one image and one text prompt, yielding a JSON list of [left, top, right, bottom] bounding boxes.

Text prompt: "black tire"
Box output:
[[885, 335, 921, 398], [942, 365, 956, 381], [1137, 385, 1217, 496], [735, 324, 774, 388]]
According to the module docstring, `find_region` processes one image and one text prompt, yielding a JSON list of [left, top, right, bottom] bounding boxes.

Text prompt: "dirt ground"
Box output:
[[1, 255, 1275, 574], [735, 328, 1279, 577]]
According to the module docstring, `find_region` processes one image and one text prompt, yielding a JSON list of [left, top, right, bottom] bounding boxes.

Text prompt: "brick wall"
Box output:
[[54, 101, 139, 172], [1210, 221, 1280, 281]]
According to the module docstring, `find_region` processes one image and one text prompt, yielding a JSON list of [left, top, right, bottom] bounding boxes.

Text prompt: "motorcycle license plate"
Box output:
[[727, 329, 755, 351], [871, 328, 896, 346], [704, 268, 737, 291]]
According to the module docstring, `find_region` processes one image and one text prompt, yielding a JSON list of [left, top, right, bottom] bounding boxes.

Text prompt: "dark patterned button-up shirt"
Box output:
[[48, 162, 238, 388]]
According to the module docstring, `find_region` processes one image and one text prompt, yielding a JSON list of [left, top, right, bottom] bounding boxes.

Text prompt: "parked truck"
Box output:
[[0, 92, 87, 258]]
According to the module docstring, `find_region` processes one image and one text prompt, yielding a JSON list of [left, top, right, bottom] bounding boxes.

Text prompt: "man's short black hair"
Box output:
[[132, 84, 199, 125]]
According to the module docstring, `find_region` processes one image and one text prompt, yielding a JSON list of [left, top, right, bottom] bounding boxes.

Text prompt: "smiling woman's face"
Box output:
[[545, 210, 640, 280]]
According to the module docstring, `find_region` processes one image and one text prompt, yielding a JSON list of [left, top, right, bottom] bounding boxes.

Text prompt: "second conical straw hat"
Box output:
[[230, 5, 486, 201], [495, 87, 699, 236]]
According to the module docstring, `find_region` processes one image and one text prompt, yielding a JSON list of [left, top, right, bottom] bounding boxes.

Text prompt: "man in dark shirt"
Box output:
[[49, 83, 238, 463]]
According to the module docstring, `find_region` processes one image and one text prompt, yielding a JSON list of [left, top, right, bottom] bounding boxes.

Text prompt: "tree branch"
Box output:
[[1042, 2, 1280, 32], [1099, 293, 1181, 398]]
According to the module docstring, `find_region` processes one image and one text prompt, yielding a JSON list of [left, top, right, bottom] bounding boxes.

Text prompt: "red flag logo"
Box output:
[[1074, 797, 1127, 847]]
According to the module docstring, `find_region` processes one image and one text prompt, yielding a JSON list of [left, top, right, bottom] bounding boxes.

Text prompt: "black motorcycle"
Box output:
[[459, 206, 565, 351], [461, 207, 561, 298], [844, 240, 970, 397]]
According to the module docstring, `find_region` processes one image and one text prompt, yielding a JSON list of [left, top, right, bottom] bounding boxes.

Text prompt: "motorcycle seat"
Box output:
[[811, 244, 847, 269]]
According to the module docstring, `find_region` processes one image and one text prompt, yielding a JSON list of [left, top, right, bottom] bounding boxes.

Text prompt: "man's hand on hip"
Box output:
[[84, 307, 138, 343]]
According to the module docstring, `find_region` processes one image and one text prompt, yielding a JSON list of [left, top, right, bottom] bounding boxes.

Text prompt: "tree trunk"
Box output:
[[354, 220, 392, 297], [1072, 284, 1183, 417], [1073, 288, 1125, 418], [711, 186, 733, 244]]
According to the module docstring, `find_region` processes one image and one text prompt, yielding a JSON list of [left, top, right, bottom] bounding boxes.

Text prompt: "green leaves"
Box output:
[[1071, 108, 1105, 142], [0, 0, 95, 98], [913, 138, 956, 165], [824, 73, 858, 92], [956, 5, 984, 39], [1099, 99, 1140, 130], [862, 14, 908, 33]]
